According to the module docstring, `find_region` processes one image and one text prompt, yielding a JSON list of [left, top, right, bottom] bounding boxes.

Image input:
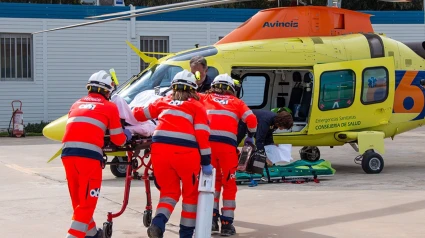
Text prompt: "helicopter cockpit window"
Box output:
[[239, 74, 269, 108], [319, 70, 355, 111], [166, 46, 218, 61], [361, 67, 389, 105], [118, 64, 183, 104]]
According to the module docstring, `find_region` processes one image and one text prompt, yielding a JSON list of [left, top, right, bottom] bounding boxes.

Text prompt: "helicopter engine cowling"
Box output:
[[404, 41, 425, 60]]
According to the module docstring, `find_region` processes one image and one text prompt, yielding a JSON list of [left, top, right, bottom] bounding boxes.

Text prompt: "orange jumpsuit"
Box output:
[[133, 95, 211, 238], [199, 93, 257, 223], [61, 93, 126, 238]]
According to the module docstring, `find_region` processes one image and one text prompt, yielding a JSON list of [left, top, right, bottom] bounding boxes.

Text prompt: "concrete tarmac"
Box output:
[[1, 128, 425, 238]]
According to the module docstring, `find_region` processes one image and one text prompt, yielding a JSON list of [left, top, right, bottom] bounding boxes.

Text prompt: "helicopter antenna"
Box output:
[[32, 0, 252, 34], [87, 0, 232, 19]]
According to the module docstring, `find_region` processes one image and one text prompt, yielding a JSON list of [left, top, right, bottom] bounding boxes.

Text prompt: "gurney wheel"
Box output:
[[110, 157, 127, 177], [143, 210, 152, 227], [103, 222, 113, 238]]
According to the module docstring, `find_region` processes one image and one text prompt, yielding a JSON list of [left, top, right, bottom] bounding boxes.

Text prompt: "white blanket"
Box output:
[[111, 94, 157, 137], [265, 144, 293, 163], [128, 89, 165, 109]]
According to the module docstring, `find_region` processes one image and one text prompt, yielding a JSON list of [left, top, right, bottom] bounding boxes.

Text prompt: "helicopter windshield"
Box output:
[[118, 64, 183, 104]]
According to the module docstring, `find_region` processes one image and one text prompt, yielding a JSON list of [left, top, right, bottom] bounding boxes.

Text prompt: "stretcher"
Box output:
[[101, 134, 154, 238], [236, 159, 336, 185]]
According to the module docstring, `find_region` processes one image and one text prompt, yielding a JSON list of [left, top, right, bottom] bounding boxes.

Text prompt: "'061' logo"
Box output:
[[90, 188, 100, 198], [79, 103, 96, 110]]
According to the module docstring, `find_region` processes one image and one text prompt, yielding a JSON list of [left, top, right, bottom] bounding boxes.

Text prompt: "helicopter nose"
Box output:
[[42, 114, 68, 142]]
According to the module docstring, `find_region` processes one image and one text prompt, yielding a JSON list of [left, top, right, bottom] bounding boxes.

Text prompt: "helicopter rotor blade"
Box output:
[[86, 0, 227, 19], [32, 0, 250, 34]]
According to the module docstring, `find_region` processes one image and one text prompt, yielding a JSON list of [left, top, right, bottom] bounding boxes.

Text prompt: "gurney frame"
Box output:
[[101, 135, 154, 238]]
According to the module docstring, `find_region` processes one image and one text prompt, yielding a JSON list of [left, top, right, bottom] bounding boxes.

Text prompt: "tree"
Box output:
[[0, 0, 423, 10], [123, 0, 423, 10]]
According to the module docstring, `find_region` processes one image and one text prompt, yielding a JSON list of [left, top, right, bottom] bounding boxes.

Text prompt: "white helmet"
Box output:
[[212, 73, 235, 92], [171, 69, 198, 90], [87, 70, 116, 93]]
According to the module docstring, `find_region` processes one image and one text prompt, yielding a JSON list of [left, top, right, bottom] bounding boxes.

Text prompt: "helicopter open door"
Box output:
[[308, 57, 395, 135]]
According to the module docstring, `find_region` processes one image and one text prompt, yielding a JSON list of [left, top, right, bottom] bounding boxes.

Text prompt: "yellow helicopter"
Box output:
[[38, 0, 425, 175]]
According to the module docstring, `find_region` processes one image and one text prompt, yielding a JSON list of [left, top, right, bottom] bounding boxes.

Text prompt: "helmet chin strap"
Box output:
[[108, 85, 117, 100]]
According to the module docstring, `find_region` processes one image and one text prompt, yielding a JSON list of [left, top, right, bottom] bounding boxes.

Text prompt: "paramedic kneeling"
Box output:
[[199, 74, 257, 236], [61, 70, 132, 238], [132, 69, 212, 238], [237, 109, 293, 155]]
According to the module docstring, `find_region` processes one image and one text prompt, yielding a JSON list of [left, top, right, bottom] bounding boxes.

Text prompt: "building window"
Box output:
[[140, 36, 169, 71], [361, 67, 388, 104], [218, 36, 224, 40], [319, 70, 355, 111], [0, 33, 33, 81], [240, 74, 269, 108]]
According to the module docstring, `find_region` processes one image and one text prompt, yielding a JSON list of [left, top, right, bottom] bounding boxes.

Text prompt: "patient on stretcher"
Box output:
[[111, 93, 159, 137]]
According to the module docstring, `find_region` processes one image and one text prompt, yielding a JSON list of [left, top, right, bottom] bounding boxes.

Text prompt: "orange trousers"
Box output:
[[210, 142, 238, 222], [62, 156, 102, 238], [150, 143, 201, 230]]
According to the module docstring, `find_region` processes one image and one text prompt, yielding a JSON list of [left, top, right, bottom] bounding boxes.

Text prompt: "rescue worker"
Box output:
[[61, 70, 132, 238], [237, 109, 294, 152], [132, 69, 213, 238], [237, 109, 293, 181], [190, 55, 213, 93], [199, 74, 257, 236]]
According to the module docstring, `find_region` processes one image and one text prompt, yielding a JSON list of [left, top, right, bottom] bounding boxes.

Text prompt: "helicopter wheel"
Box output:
[[299, 146, 320, 162], [360, 150, 384, 174]]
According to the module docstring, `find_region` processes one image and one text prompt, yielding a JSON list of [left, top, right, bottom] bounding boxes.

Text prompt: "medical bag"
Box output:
[[237, 143, 267, 175], [237, 143, 255, 172], [247, 151, 267, 175]]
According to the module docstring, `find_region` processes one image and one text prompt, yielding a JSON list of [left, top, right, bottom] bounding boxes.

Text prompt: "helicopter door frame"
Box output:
[[308, 57, 395, 135]]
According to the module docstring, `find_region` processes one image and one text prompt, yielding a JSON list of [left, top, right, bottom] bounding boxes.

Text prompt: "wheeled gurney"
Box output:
[[236, 159, 336, 185], [101, 134, 154, 238]]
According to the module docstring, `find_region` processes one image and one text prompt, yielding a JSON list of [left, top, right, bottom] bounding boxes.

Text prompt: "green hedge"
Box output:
[[24, 121, 50, 133], [0, 121, 50, 137]]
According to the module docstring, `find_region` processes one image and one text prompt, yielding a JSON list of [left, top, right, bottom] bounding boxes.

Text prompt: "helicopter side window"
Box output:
[[361, 67, 389, 105], [319, 70, 355, 111], [239, 74, 269, 109]]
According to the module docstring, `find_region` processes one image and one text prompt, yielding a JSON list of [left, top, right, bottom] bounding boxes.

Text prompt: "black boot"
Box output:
[[212, 213, 219, 233], [220, 221, 236, 236], [147, 224, 164, 238], [95, 229, 103, 238]]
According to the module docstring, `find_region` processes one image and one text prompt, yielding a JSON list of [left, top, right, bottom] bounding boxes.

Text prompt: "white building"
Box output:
[[0, 3, 424, 129]]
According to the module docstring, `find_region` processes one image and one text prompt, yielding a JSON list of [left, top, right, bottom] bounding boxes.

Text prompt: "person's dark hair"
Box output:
[[172, 89, 199, 101], [206, 87, 234, 96], [190, 56, 207, 69], [274, 111, 294, 129], [87, 85, 110, 99]]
